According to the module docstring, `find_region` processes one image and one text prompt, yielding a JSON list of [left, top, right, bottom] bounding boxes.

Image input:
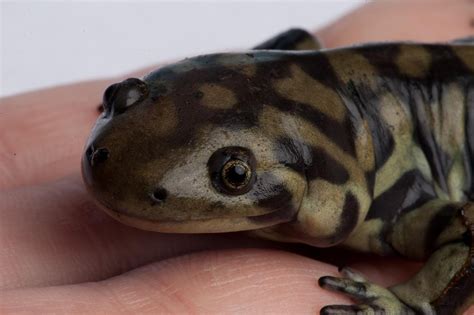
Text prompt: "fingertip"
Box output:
[[315, 0, 473, 48]]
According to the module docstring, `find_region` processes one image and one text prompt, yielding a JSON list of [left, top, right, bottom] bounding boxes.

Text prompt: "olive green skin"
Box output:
[[82, 29, 474, 314]]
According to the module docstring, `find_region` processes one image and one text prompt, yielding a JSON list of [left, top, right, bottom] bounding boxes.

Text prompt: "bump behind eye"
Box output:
[[208, 146, 256, 195], [102, 78, 149, 115]]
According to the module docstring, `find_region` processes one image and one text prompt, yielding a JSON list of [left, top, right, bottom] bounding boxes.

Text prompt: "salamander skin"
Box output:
[[82, 29, 474, 314]]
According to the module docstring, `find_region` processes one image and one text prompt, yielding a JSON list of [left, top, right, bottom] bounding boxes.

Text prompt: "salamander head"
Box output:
[[82, 52, 307, 233]]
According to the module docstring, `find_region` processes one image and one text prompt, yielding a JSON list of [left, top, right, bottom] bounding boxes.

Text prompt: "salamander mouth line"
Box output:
[[89, 195, 296, 233], [96, 198, 285, 221]]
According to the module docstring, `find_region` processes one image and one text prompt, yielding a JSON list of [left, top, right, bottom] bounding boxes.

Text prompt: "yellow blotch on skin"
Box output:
[[258, 105, 302, 141], [297, 180, 347, 239], [274, 64, 346, 122], [396, 45, 431, 78], [354, 119, 375, 172], [439, 83, 465, 152], [373, 93, 418, 197], [327, 51, 378, 87], [447, 160, 466, 202], [147, 98, 178, 137], [199, 84, 238, 109]]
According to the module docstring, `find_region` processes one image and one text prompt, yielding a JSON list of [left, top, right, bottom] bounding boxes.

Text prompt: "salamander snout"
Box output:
[[82, 77, 150, 193], [82, 145, 109, 188]]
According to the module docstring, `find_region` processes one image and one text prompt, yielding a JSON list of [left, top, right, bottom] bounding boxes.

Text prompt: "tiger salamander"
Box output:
[[82, 29, 474, 314]]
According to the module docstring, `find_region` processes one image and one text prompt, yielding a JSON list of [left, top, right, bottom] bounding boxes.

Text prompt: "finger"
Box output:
[[0, 175, 274, 289], [0, 249, 351, 314], [0, 65, 158, 191], [0, 80, 108, 190], [0, 250, 431, 314], [317, 0, 473, 48]]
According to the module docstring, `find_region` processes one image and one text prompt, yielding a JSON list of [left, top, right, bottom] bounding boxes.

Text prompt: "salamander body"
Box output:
[[82, 29, 474, 314]]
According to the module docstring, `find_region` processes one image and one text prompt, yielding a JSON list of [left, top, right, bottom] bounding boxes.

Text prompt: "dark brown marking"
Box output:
[[345, 80, 395, 170], [320, 192, 360, 245], [429, 45, 473, 78], [425, 204, 459, 252], [333, 192, 360, 243], [274, 137, 308, 174], [306, 146, 350, 184], [257, 191, 288, 209], [255, 180, 292, 209], [366, 169, 436, 221], [250, 183, 297, 224], [365, 169, 376, 198], [291, 102, 357, 157], [355, 44, 402, 79], [275, 137, 349, 185], [253, 28, 315, 50]]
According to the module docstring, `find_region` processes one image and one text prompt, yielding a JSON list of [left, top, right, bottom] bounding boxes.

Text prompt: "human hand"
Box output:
[[1, 1, 473, 313]]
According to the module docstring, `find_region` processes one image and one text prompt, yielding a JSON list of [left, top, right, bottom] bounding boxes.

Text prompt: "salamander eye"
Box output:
[[208, 146, 256, 195], [222, 159, 251, 190]]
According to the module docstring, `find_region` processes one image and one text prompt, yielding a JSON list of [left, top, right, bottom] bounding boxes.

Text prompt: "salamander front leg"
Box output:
[[391, 203, 474, 314], [319, 201, 474, 314], [319, 267, 415, 315]]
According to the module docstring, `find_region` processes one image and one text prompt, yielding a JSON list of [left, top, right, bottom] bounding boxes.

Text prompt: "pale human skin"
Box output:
[[1, 1, 473, 313]]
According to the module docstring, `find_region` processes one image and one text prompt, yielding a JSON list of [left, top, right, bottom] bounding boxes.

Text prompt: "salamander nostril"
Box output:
[[151, 187, 168, 203], [90, 147, 109, 166], [85, 146, 94, 163]]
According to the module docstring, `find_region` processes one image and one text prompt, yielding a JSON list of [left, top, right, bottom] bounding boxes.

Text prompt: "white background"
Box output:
[[1, 1, 365, 97]]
